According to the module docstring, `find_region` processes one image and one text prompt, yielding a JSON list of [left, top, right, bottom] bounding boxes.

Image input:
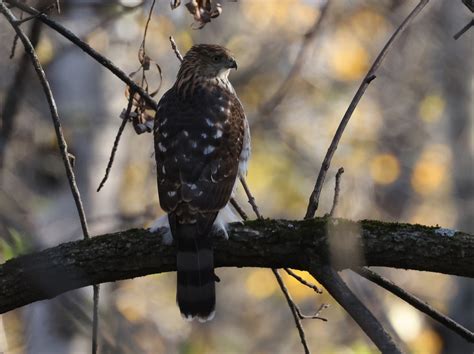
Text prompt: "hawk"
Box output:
[[150, 44, 250, 321]]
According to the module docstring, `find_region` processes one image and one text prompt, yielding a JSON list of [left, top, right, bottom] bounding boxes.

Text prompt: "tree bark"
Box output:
[[1, 218, 472, 315]]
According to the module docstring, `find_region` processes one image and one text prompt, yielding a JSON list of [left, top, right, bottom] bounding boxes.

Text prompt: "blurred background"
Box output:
[[0, 0, 472, 353]]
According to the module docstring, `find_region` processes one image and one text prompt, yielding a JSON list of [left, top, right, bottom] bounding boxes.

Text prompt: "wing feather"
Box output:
[[154, 85, 245, 227]]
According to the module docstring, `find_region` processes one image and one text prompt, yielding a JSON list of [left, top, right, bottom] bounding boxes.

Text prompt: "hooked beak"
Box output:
[[229, 58, 238, 70]]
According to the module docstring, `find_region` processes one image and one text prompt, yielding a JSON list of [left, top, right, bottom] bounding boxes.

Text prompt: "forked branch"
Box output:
[[305, 0, 430, 219]]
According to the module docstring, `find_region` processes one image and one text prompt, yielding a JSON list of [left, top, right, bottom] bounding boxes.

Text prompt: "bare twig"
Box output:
[[453, 19, 473, 40], [139, 0, 156, 58], [230, 197, 248, 221], [462, 0, 473, 12], [284, 268, 323, 294], [294, 303, 328, 321], [47, 1, 145, 67], [92, 283, 100, 354], [169, 36, 184, 62], [0, 2, 90, 240], [272, 269, 311, 354], [5, 0, 158, 110], [239, 176, 263, 220], [260, 0, 330, 115], [238, 177, 310, 352], [97, 91, 135, 192], [327, 167, 344, 217], [9, 32, 19, 58], [97, 0, 160, 191], [355, 267, 474, 343], [0, 4, 98, 353], [310, 265, 402, 353], [14, 4, 56, 24], [93, 2, 156, 351], [304, 0, 430, 219], [1, 18, 42, 170]]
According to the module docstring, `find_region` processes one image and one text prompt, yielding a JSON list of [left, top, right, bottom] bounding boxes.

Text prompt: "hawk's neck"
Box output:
[[176, 70, 235, 98]]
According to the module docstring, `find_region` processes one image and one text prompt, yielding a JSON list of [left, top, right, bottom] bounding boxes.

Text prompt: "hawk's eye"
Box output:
[[213, 55, 221, 62]]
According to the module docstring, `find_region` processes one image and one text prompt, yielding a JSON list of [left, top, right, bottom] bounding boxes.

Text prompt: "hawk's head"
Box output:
[[178, 44, 237, 82]]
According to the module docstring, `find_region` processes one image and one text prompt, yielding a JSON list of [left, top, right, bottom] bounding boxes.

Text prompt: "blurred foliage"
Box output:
[[0, 228, 29, 262], [0, 0, 471, 353]]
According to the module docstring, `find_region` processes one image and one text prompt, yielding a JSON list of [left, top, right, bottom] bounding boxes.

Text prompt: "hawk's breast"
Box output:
[[154, 84, 246, 219]]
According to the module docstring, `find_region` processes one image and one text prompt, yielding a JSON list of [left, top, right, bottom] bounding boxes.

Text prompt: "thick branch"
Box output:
[[0, 218, 472, 314], [310, 265, 402, 353]]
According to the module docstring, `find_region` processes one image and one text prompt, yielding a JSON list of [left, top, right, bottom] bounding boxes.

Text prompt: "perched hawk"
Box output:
[[150, 44, 250, 321]]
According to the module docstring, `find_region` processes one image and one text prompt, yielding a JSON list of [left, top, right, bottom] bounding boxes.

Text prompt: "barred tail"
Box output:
[[175, 223, 215, 321]]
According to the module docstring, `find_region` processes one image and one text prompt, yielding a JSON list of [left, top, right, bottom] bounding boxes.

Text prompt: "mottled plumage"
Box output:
[[151, 44, 250, 321]]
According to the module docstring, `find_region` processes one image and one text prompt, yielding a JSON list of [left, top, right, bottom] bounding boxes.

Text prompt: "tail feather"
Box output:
[[174, 222, 216, 321]]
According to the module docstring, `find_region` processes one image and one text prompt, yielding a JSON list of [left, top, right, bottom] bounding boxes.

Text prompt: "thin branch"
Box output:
[[327, 167, 344, 217], [238, 174, 307, 351], [1, 18, 42, 170], [13, 2, 56, 24], [0, 2, 90, 239], [284, 268, 323, 294], [294, 303, 328, 321], [97, 92, 135, 192], [453, 19, 473, 40], [260, 0, 330, 115], [139, 0, 156, 53], [236, 176, 310, 350], [355, 267, 474, 343], [272, 269, 310, 354], [5, 0, 158, 110], [304, 0, 430, 219], [92, 284, 100, 354], [1, 218, 473, 315], [230, 197, 248, 221], [239, 176, 263, 220], [310, 265, 402, 353], [169, 36, 184, 62], [0, 4, 99, 352], [9, 32, 19, 58]]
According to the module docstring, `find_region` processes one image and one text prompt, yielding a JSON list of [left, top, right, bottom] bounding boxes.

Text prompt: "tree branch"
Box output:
[[0, 4, 99, 352], [304, 0, 430, 219], [272, 269, 311, 354], [259, 0, 330, 115], [355, 267, 474, 343], [310, 265, 402, 353], [1, 218, 472, 315], [0, 18, 42, 170], [5, 0, 158, 110]]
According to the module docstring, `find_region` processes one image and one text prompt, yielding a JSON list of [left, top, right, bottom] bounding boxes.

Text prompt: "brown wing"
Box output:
[[154, 84, 245, 234]]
